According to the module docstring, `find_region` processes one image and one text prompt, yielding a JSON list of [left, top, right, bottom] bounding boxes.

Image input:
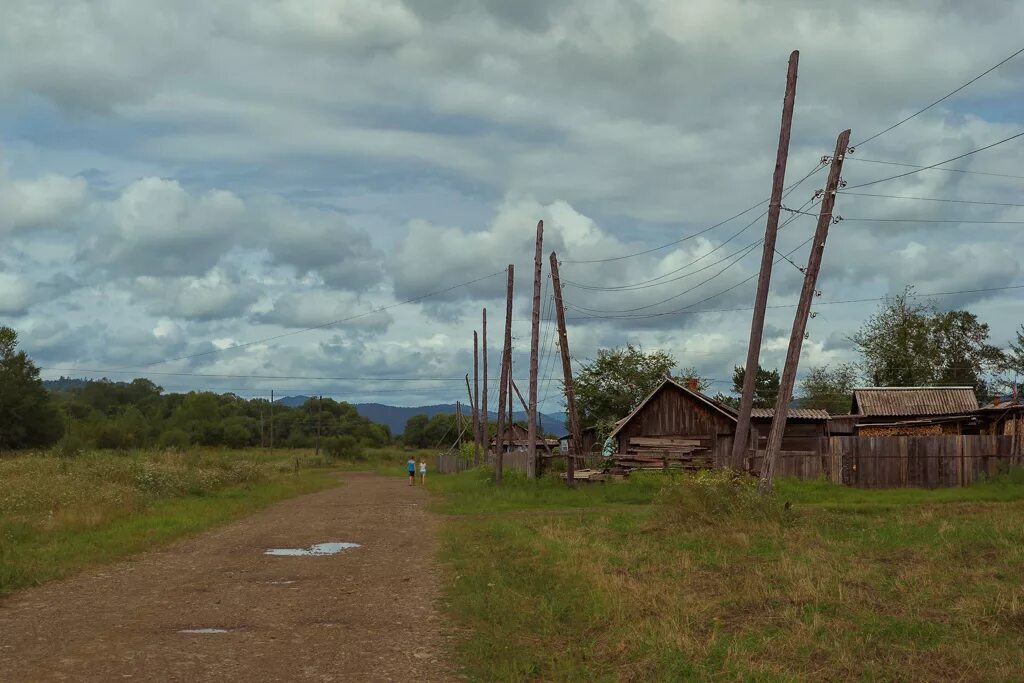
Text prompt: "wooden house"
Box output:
[[849, 387, 980, 435], [490, 423, 559, 454], [607, 378, 829, 472], [558, 425, 600, 455]]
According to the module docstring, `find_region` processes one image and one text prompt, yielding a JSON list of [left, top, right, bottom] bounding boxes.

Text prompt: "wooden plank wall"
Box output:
[[834, 435, 1019, 488], [437, 452, 532, 474]]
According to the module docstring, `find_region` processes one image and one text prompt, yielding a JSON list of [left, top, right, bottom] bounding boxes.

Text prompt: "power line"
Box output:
[[564, 202, 818, 315], [564, 284, 1024, 321], [853, 45, 1024, 148], [846, 157, 1024, 181], [838, 190, 1024, 207], [561, 162, 824, 265], [842, 217, 1024, 224], [845, 131, 1024, 190], [113, 268, 508, 371]]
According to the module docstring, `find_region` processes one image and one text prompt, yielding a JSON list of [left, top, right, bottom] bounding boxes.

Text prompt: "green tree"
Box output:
[[1003, 324, 1024, 387], [851, 287, 1003, 396], [0, 327, 63, 449], [574, 345, 675, 435], [800, 363, 859, 414], [730, 365, 780, 408]]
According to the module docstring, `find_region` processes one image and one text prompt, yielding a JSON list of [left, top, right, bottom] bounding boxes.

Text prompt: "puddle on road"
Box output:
[[178, 628, 230, 634], [264, 542, 361, 557]]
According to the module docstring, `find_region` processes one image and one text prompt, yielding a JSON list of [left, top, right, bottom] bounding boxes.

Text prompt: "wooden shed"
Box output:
[[608, 378, 829, 471], [490, 423, 559, 454], [850, 387, 981, 435]]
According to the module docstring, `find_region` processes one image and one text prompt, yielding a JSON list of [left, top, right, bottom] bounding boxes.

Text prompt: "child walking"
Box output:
[[419, 458, 427, 485], [407, 456, 416, 485]]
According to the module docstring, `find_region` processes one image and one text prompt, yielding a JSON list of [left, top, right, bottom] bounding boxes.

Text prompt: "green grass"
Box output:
[[434, 468, 1024, 682], [0, 448, 339, 595]]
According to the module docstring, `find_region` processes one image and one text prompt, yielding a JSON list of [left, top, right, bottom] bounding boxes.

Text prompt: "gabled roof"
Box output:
[[607, 378, 828, 439], [609, 378, 735, 439], [851, 387, 978, 417]]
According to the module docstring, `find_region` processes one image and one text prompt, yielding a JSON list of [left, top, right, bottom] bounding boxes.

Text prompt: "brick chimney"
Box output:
[[686, 377, 700, 393]]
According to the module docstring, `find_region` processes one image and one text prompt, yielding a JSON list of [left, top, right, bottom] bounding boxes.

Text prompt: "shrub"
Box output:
[[52, 432, 86, 459], [223, 423, 252, 449], [324, 435, 365, 461], [158, 428, 190, 451], [655, 469, 790, 528]]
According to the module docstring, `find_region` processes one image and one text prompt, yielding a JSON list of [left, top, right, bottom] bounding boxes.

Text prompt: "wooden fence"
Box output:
[[439, 436, 1021, 488], [436, 451, 606, 475], [835, 435, 1019, 488]]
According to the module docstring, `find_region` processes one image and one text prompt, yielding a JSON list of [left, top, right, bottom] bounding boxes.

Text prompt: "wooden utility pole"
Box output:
[[494, 265, 514, 483], [465, 374, 477, 454], [512, 378, 553, 456], [456, 401, 463, 447], [760, 129, 851, 495], [482, 308, 488, 462], [269, 389, 274, 458], [550, 252, 582, 485], [473, 330, 481, 463], [733, 49, 801, 469], [315, 394, 322, 456], [527, 220, 544, 479]]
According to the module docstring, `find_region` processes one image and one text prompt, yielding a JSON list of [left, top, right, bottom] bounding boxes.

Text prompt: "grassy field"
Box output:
[[0, 447, 345, 595], [432, 468, 1024, 682]]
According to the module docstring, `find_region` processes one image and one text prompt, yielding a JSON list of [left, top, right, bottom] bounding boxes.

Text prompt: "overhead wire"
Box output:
[[564, 195, 820, 315], [837, 190, 1024, 207], [844, 157, 1024, 181], [852, 45, 1024, 148], [844, 131, 1024, 190]]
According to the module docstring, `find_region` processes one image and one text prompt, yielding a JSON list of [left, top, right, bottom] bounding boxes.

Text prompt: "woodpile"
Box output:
[[616, 436, 714, 471]]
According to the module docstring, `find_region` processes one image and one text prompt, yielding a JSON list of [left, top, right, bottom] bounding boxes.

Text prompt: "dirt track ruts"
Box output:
[[0, 472, 452, 682]]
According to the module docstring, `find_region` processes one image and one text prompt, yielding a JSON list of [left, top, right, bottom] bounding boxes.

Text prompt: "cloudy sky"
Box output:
[[2, 0, 1023, 410]]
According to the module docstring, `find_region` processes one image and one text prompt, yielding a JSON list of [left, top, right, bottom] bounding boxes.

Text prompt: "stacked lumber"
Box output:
[[617, 435, 713, 471]]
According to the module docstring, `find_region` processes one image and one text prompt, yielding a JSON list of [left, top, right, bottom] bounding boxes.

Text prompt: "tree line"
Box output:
[[0, 326, 391, 453]]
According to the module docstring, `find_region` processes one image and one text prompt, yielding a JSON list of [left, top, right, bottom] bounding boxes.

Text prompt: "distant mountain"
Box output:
[[353, 402, 567, 436]]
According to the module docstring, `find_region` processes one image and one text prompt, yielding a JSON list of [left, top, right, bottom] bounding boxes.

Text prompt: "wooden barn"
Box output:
[[849, 387, 981, 435], [558, 425, 600, 455], [490, 423, 559, 454], [607, 378, 829, 472]]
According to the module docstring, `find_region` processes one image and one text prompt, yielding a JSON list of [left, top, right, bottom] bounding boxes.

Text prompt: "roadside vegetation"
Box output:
[[432, 469, 1024, 681]]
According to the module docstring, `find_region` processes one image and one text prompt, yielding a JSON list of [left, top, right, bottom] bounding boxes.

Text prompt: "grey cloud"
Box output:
[[257, 291, 393, 333]]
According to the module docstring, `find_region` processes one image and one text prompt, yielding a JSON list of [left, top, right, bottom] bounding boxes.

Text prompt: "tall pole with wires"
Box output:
[[527, 220, 544, 479], [482, 308, 489, 462], [494, 265, 514, 483], [550, 252, 582, 486], [760, 129, 851, 495], [472, 331, 481, 463], [733, 50, 800, 469], [269, 389, 274, 458]]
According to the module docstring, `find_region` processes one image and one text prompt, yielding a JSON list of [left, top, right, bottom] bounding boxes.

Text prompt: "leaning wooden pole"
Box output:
[[527, 220, 544, 479], [734, 49, 801, 469], [494, 265, 514, 483], [472, 330, 481, 463], [760, 129, 851, 495], [481, 308, 489, 461], [550, 252, 582, 486], [512, 378, 553, 456]]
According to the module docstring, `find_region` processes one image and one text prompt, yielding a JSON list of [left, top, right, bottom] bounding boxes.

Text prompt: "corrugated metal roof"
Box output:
[[750, 407, 830, 420], [851, 387, 978, 417]]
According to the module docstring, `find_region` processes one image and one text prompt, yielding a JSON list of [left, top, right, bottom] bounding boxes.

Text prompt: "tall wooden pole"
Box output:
[[494, 265, 514, 483], [472, 330, 481, 463], [465, 374, 476, 455], [733, 50, 801, 468], [269, 389, 274, 458], [316, 394, 322, 456], [527, 220, 544, 479], [760, 129, 851, 495], [481, 308, 488, 461], [550, 252, 582, 485]]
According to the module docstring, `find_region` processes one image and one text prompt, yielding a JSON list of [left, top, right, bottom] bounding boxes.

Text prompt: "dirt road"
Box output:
[[0, 472, 452, 682]]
